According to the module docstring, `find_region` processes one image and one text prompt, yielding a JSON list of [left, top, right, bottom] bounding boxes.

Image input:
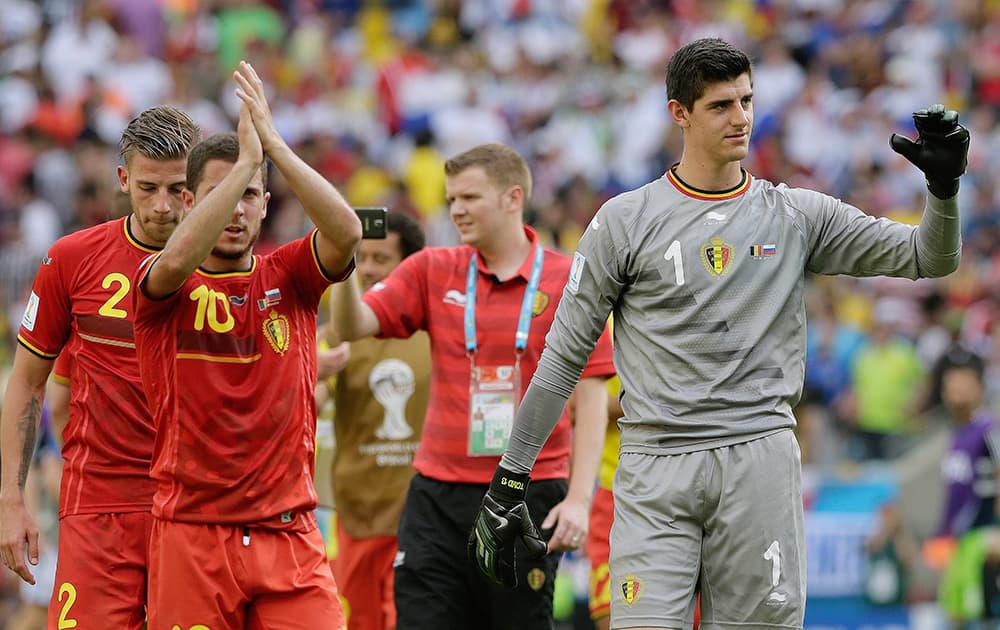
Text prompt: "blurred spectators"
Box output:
[[932, 350, 1000, 627], [847, 298, 927, 460], [4, 0, 1000, 622], [864, 501, 919, 606]]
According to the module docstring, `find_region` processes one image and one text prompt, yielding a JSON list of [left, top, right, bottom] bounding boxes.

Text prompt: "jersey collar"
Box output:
[[665, 166, 751, 201], [123, 215, 162, 253], [472, 225, 541, 283]]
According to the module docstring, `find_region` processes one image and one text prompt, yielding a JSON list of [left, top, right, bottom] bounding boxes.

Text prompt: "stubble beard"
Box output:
[[211, 230, 261, 260], [140, 217, 177, 247]]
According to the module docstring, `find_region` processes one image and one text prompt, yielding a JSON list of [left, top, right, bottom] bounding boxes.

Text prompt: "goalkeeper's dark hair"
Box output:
[[186, 133, 268, 193], [666, 38, 752, 111]]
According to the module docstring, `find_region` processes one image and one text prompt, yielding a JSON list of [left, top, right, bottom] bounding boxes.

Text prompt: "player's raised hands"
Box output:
[[234, 101, 263, 170], [889, 103, 970, 199], [233, 61, 283, 156]]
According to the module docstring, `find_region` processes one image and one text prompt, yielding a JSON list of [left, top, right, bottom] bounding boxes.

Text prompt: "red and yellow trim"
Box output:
[[122, 216, 162, 253], [17, 335, 58, 359], [666, 168, 751, 201], [311, 229, 354, 283], [176, 352, 261, 363], [194, 257, 257, 278]]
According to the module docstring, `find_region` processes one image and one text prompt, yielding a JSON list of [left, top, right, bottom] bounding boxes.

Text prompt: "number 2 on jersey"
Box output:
[[663, 240, 685, 285], [98, 273, 130, 319]]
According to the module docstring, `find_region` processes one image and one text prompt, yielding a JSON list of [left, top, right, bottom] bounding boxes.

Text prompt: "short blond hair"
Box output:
[[119, 106, 201, 166], [444, 143, 532, 204]]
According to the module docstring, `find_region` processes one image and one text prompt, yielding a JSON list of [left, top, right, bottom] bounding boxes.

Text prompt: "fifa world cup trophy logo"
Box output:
[[370, 359, 416, 440]]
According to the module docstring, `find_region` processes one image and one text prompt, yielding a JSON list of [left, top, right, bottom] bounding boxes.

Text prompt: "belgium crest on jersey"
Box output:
[[701, 236, 734, 276], [526, 567, 546, 591], [532, 291, 549, 316], [263, 310, 290, 355], [621, 574, 643, 605]]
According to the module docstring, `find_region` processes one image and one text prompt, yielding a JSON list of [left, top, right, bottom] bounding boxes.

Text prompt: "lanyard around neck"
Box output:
[[464, 243, 545, 354]]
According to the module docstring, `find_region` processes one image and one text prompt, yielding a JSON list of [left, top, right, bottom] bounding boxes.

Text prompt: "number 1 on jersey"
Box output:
[[663, 240, 685, 285]]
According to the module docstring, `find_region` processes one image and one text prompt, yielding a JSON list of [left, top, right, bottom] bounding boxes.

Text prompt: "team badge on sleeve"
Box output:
[[701, 236, 734, 277], [21, 291, 39, 331]]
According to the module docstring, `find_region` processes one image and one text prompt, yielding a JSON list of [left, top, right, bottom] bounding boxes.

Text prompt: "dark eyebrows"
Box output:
[[703, 97, 734, 109], [704, 91, 753, 109]]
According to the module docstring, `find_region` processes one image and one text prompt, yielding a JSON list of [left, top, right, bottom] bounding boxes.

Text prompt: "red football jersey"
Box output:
[[362, 226, 616, 484], [133, 231, 351, 527], [17, 217, 159, 516]]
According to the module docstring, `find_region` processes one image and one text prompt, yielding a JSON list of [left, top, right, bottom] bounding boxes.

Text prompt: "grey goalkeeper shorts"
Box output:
[[610, 429, 805, 630]]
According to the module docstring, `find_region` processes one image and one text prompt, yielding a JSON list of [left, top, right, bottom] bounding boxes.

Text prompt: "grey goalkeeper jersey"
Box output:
[[505, 170, 960, 465]]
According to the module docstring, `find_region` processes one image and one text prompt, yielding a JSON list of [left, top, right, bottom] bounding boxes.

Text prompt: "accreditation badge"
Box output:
[[467, 364, 522, 456]]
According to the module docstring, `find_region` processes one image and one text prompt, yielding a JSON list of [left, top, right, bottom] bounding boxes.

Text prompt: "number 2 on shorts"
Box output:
[[57, 582, 78, 629], [763, 540, 781, 587]]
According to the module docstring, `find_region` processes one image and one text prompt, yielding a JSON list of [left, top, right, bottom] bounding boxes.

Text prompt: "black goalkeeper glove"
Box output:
[[889, 103, 970, 200], [468, 466, 547, 588]]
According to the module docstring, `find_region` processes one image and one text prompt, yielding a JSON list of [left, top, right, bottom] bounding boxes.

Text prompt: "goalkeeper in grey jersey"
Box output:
[[469, 37, 970, 630]]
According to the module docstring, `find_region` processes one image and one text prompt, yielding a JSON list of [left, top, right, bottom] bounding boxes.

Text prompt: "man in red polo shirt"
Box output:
[[329, 142, 615, 629]]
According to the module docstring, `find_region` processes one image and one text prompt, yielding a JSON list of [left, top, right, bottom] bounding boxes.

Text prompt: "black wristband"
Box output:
[[489, 466, 530, 507], [927, 178, 960, 200]]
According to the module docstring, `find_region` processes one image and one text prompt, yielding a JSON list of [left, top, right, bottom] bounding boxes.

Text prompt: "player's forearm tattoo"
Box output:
[[15, 397, 40, 490]]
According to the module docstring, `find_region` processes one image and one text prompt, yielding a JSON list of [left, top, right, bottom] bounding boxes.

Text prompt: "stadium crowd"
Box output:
[[2, 0, 1000, 627]]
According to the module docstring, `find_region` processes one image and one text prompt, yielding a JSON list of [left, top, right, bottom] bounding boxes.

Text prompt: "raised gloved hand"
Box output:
[[468, 466, 547, 588], [890, 104, 970, 199]]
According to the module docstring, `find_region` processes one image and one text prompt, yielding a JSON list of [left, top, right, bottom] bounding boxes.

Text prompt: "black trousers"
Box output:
[[394, 473, 567, 630]]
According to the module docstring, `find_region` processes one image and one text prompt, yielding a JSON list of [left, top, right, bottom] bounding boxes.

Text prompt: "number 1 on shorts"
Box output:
[[763, 540, 780, 587]]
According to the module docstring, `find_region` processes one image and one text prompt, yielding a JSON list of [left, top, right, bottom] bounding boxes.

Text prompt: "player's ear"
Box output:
[[261, 191, 271, 219], [504, 185, 524, 215], [182, 188, 195, 213], [667, 99, 690, 128], [117, 165, 130, 193]]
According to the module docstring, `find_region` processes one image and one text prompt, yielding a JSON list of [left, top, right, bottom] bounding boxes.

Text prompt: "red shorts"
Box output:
[[147, 518, 345, 630], [330, 518, 397, 630], [586, 486, 614, 619], [48, 512, 153, 630]]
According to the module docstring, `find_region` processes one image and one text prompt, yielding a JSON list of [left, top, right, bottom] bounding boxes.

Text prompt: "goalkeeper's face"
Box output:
[[677, 73, 754, 166]]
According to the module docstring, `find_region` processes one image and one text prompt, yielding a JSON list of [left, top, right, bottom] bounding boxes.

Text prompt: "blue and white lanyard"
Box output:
[[464, 243, 545, 356]]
